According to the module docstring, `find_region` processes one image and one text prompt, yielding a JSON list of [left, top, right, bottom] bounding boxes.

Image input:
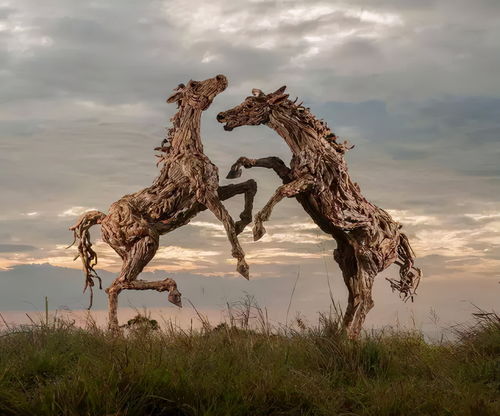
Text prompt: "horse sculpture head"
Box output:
[[167, 74, 228, 110], [216, 86, 289, 130]]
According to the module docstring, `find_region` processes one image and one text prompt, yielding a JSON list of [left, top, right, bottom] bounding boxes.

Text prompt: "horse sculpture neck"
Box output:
[[169, 106, 204, 154]]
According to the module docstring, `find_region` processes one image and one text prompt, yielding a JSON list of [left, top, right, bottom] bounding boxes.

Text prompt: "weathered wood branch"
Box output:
[[227, 156, 292, 181]]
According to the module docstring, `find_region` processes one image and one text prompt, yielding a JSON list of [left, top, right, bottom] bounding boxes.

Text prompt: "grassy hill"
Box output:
[[0, 308, 498, 416]]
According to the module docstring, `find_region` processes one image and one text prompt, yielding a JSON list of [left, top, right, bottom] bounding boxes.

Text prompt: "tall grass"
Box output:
[[0, 301, 498, 416]]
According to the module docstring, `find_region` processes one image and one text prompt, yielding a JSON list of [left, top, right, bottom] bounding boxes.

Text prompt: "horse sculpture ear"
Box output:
[[167, 92, 182, 103], [273, 85, 287, 95], [267, 85, 288, 104], [268, 93, 289, 105], [166, 83, 185, 103], [252, 88, 265, 97]]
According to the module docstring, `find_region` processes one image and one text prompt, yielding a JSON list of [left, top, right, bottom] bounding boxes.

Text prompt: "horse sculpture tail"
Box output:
[[387, 232, 422, 302], [68, 210, 107, 309]]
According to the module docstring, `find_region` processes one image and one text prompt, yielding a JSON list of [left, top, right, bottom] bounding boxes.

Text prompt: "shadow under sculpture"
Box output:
[[69, 74, 256, 332], [218, 85, 422, 339]]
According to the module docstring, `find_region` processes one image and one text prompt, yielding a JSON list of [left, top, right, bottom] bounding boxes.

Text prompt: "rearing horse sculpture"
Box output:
[[70, 74, 256, 331], [217, 86, 421, 338]]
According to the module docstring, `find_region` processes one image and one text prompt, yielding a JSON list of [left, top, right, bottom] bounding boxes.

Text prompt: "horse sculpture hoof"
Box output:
[[226, 166, 242, 179], [237, 258, 250, 279], [253, 222, 266, 241], [168, 288, 183, 308]]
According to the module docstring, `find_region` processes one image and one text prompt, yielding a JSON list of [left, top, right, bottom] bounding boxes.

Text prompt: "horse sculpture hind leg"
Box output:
[[103, 179, 257, 332], [334, 241, 375, 339], [105, 232, 160, 332]]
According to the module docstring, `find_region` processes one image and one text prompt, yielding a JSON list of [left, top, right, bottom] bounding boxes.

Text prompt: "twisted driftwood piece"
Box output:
[[217, 86, 421, 339], [69, 75, 256, 332]]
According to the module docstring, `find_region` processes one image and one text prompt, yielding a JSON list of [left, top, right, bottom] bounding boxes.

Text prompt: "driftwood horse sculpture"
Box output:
[[217, 86, 421, 338], [70, 74, 256, 331]]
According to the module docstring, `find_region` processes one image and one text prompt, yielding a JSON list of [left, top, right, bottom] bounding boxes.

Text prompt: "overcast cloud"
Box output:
[[0, 0, 498, 333]]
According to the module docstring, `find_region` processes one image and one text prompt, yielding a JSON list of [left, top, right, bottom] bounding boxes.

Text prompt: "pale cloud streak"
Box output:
[[58, 206, 97, 218]]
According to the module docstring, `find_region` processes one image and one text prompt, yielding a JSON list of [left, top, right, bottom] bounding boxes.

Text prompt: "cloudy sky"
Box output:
[[0, 0, 498, 335]]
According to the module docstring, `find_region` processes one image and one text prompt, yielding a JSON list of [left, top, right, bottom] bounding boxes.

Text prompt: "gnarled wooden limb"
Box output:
[[334, 241, 375, 339], [218, 179, 257, 235], [106, 277, 181, 333], [227, 156, 291, 182], [200, 192, 249, 279], [253, 175, 315, 241]]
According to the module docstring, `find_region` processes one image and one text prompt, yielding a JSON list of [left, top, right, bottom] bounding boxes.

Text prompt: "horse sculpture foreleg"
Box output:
[[200, 193, 250, 279], [227, 156, 291, 182], [253, 175, 315, 241], [218, 179, 257, 234]]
